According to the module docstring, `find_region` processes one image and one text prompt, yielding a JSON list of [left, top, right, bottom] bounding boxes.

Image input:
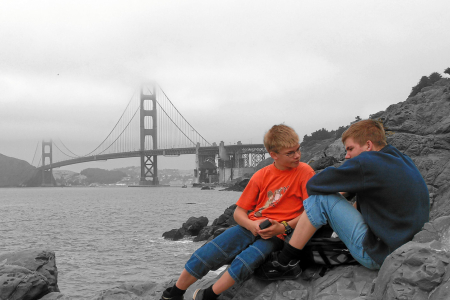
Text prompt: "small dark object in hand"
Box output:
[[259, 219, 272, 229]]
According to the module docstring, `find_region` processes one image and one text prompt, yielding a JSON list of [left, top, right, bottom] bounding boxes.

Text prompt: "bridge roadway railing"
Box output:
[[37, 144, 267, 171]]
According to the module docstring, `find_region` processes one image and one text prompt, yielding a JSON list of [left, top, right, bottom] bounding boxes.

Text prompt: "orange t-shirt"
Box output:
[[236, 162, 315, 223]]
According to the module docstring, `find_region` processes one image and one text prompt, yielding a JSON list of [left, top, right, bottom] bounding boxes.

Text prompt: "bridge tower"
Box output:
[[139, 84, 159, 185], [41, 140, 55, 186]]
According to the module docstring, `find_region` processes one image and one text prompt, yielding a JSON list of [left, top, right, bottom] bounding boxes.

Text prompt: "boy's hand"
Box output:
[[247, 220, 264, 236], [257, 219, 284, 239]]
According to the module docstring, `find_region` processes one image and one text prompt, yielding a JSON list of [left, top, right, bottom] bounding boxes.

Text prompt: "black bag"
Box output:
[[286, 224, 357, 272], [298, 237, 356, 267]]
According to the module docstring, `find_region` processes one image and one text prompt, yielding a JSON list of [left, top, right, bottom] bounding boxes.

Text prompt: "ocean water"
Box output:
[[0, 186, 239, 299]]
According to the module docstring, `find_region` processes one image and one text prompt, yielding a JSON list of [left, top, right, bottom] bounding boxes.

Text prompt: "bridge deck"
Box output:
[[38, 144, 267, 170]]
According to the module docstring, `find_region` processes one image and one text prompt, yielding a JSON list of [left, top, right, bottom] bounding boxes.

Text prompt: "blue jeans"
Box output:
[[185, 225, 283, 284], [303, 193, 381, 270]]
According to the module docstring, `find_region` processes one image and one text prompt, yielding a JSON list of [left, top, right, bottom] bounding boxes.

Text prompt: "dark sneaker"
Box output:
[[192, 288, 206, 300], [254, 253, 302, 281], [161, 287, 184, 300]]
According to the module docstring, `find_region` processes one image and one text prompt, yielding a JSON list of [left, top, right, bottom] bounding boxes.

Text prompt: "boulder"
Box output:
[[193, 226, 217, 242], [163, 205, 238, 241], [369, 216, 450, 300], [0, 264, 49, 300], [182, 216, 209, 236], [161, 229, 185, 241], [301, 138, 337, 164], [0, 250, 59, 300], [309, 156, 338, 171], [212, 205, 237, 227], [324, 138, 346, 161]]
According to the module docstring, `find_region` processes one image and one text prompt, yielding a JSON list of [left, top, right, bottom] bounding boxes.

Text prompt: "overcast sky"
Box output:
[[1, 1, 449, 172]]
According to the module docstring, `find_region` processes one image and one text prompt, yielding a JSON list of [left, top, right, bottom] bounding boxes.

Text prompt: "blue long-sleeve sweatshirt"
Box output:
[[306, 145, 429, 265]]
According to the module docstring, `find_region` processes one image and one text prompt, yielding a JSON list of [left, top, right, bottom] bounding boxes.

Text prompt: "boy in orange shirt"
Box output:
[[160, 124, 315, 300]]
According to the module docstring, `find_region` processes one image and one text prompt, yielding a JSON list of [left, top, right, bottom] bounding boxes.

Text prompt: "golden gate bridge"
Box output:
[[30, 83, 267, 186]]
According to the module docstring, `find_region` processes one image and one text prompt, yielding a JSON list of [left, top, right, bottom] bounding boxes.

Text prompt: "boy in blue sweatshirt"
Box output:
[[258, 119, 429, 279]]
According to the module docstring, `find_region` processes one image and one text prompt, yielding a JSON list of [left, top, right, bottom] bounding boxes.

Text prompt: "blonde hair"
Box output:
[[342, 119, 387, 147], [264, 124, 299, 153]]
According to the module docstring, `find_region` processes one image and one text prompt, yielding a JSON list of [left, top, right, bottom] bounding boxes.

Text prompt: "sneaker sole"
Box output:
[[192, 289, 200, 299]]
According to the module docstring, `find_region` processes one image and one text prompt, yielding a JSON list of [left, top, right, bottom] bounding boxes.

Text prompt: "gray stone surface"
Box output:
[[309, 156, 337, 171], [182, 216, 209, 236], [369, 216, 450, 300], [0, 250, 58, 300]]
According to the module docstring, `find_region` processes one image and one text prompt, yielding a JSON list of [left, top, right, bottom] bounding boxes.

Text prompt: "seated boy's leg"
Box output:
[[303, 193, 380, 269], [184, 225, 257, 280], [164, 226, 256, 300], [226, 235, 284, 284]]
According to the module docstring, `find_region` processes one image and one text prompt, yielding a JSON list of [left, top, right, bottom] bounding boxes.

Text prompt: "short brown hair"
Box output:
[[342, 119, 387, 147], [264, 124, 299, 153]]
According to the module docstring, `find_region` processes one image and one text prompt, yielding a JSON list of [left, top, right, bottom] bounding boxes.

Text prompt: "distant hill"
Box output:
[[0, 154, 37, 187], [80, 168, 127, 184]]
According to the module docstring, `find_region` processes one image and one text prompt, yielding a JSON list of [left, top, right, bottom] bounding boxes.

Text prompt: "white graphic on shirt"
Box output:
[[254, 186, 288, 217]]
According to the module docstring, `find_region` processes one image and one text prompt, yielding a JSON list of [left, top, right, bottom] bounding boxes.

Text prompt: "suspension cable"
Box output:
[[153, 84, 210, 145], [156, 101, 197, 146], [53, 141, 79, 159], [96, 106, 140, 155], [83, 87, 139, 156], [31, 141, 40, 166], [58, 139, 81, 157]]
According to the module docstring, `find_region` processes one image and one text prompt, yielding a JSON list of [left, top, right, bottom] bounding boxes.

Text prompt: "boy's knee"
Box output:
[[304, 194, 345, 227], [308, 193, 346, 210]]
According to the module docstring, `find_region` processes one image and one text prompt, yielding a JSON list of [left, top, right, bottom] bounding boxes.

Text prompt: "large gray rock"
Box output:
[[182, 216, 209, 236], [369, 216, 450, 300], [0, 250, 59, 300], [161, 228, 186, 241], [309, 156, 338, 171], [163, 205, 237, 241], [162, 217, 209, 241], [0, 265, 48, 300]]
